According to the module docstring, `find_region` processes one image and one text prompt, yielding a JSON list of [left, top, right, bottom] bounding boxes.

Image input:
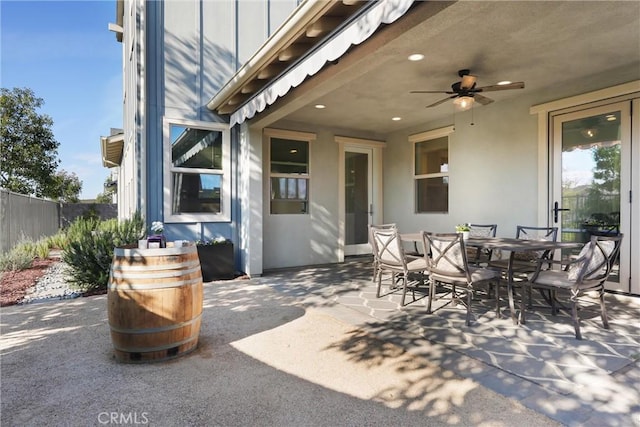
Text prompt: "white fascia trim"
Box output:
[[230, 0, 416, 126], [263, 128, 316, 141], [530, 80, 640, 115], [408, 125, 455, 143], [335, 135, 386, 148]]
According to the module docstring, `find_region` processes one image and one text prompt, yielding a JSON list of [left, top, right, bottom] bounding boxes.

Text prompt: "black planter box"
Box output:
[[197, 243, 235, 281]]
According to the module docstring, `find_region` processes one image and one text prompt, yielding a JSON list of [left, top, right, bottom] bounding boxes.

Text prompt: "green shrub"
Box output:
[[0, 234, 56, 272], [62, 213, 146, 293], [10, 238, 38, 259], [62, 230, 115, 292], [46, 232, 68, 250], [33, 239, 50, 259], [0, 248, 34, 272], [65, 217, 100, 244]]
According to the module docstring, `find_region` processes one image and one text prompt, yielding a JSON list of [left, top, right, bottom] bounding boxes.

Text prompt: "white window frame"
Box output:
[[410, 125, 454, 214], [264, 128, 315, 215], [163, 117, 231, 223]]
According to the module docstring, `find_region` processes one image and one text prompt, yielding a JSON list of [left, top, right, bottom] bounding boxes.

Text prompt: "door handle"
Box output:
[[553, 201, 570, 223]]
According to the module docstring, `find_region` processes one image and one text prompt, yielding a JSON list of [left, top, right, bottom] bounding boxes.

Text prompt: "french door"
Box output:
[[338, 138, 384, 257], [344, 147, 373, 255], [551, 101, 633, 292]]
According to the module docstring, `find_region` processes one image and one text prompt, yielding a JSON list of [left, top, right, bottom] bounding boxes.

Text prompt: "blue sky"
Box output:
[[1, 0, 122, 199]]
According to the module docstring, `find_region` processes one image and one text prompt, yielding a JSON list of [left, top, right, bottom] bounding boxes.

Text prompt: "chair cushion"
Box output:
[[407, 257, 428, 272], [528, 270, 574, 288], [469, 266, 500, 282], [567, 241, 613, 281], [431, 240, 464, 273]]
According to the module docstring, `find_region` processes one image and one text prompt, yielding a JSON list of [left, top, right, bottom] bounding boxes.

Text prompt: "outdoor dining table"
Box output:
[[464, 237, 582, 324], [400, 233, 582, 324]]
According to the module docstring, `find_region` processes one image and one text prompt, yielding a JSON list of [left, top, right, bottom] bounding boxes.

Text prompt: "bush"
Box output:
[[65, 217, 100, 245], [33, 239, 50, 259], [62, 213, 145, 293], [0, 248, 34, 272], [0, 233, 58, 273], [46, 232, 68, 251]]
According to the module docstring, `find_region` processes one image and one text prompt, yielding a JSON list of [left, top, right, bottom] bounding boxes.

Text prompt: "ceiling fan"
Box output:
[[410, 69, 525, 109]]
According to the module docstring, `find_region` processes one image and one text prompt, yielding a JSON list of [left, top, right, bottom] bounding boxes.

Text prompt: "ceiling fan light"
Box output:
[[453, 96, 474, 110]]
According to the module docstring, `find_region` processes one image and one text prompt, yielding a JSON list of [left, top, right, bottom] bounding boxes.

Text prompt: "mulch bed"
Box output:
[[0, 258, 57, 307]]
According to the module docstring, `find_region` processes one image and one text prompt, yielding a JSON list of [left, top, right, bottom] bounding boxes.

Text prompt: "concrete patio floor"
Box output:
[[1, 256, 639, 426], [258, 256, 640, 426]]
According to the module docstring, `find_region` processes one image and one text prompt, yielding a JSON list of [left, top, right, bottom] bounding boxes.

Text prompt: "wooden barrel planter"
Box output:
[[107, 244, 203, 363]]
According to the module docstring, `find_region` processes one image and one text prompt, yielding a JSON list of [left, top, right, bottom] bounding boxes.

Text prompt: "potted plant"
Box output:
[[196, 236, 235, 281], [147, 221, 166, 248], [455, 223, 471, 241]]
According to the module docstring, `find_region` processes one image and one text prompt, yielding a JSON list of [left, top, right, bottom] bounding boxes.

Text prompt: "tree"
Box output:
[[95, 176, 117, 203], [1, 87, 60, 197], [584, 144, 621, 225], [590, 145, 620, 195], [46, 170, 82, 203]]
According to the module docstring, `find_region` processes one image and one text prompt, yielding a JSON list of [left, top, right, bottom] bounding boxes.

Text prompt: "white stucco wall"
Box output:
[[262, 128, 341, 270], [384, 95, 540, 238]]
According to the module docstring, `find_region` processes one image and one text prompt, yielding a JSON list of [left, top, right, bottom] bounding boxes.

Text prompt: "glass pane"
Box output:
[[345, 152, 369, 245], [172, 172, 221, 213], [270, 138, 308, 174], [415, 136, 448, 175], [270, 177, 308, 214], [170, 125, 223, 169], [416, 177, 448, 213], [297, 179, 307, 200], [560, 111, 621, 281]]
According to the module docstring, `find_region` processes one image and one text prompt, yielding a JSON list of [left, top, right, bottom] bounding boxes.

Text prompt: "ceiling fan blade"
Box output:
[[473, 94, 494, 105], [460, 74, 477, 90], [475, 81, 525, 92], [426, 95, 456, 108], [410, 90, 455, 94]]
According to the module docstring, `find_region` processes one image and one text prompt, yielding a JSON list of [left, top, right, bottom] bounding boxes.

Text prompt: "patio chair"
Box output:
[[422, 232, 501, 325], [368, 223, 397, 282], [371, 226, 427, 306], [526, 234, 623, 339], [487, 225, 558, 309], [466, 223, 497, 266]]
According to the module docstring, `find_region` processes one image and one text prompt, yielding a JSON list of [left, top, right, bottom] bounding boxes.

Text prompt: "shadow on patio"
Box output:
[[258, 256, 640, 427], [1, 266, 559, 427]]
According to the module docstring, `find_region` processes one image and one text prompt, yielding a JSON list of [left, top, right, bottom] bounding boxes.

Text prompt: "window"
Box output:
[[411, 126, 453, 213], [266, 129, 314, 214], [164, 119, 230, 222]]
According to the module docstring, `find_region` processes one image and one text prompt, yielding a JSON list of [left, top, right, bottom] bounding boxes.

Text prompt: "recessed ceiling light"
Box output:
[[606, 115, 617, 121], [392, 117, 402, 121], [289, 149, 298, 154], [497, 80, 512, 86], [408, 54, 424, 61], [315, 104, 326, 109]]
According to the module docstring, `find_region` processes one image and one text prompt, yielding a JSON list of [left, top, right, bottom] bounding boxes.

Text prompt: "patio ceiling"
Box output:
[[212, 1, 640, 136]]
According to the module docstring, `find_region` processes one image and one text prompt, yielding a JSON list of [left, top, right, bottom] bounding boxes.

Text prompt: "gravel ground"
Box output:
[[19, 261, 82, 304]]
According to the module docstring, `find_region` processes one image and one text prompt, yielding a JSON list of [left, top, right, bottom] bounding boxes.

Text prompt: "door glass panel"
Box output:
[[345, 152, 369, 245], [560, 111, 621, 282]]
